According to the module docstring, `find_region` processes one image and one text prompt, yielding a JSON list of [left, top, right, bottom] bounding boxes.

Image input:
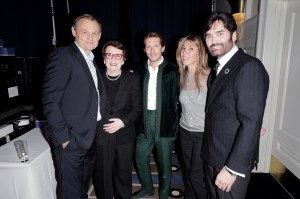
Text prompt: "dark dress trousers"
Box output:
[[43, 43, 106, 199], [93, 70, 142, 199], [202, 49, 269, 199]]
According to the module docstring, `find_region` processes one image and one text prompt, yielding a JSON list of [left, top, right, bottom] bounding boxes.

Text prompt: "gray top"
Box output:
[[179, 74, 207, 132]]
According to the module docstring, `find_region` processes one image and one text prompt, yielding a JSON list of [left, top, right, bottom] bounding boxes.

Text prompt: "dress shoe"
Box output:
[[132, 189, 155, 199]]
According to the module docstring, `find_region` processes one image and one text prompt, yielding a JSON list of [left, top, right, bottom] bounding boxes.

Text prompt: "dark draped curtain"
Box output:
[[0, 0, 211, 68], [125, 0, 211, 66], [0, 0, 211, 119]]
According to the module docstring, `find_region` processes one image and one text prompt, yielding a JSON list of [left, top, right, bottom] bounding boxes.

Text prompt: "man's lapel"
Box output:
[[206, 49, 244, 108], [72, 43, 98, 89]]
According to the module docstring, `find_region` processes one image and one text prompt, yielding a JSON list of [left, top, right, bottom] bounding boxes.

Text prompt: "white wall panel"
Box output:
[[273, 3, 300, 178]]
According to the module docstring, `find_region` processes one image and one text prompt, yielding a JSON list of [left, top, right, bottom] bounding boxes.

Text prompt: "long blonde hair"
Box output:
[[176, 34, 210, 93]]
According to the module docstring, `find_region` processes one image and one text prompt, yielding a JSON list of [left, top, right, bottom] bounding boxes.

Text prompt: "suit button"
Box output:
[[110, 112, 113, 115], [94, 116, 96, 119]]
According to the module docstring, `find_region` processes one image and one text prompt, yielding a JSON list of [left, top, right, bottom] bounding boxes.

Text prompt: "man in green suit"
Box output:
[[132, 32, 179, 199]]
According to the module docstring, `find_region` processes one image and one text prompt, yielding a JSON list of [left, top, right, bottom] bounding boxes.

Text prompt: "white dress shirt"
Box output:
[[75, 42, 101, 121], [217, 45, 238, 75], [147, 58, 164, 110]]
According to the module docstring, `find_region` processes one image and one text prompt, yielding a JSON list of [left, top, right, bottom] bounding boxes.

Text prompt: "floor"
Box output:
[[36, 122, 296, 199], [87, 144, 294, 199], [131, 148, 184, 199]]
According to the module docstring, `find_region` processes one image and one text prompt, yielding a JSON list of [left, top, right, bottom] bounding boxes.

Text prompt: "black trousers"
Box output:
[[204, 163, 251, 199], [54, 134, 97, 199], [93, 132, 134, 199], [179, 126, 206, 199]]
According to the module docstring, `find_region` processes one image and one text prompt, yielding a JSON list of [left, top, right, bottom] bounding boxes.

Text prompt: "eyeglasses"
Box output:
[[103, 53, 124, 60]]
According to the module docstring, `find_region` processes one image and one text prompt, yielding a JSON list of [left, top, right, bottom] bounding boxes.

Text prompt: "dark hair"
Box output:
[[203, 12, 237, 36], [102, 41, 127, 60], [73, 14, 102, 31], [143, 32, 165, 47]]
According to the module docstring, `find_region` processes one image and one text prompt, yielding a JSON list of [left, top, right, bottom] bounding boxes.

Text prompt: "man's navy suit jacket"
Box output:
[[202, 48, 269, 174], [43, 43, 106, 149]]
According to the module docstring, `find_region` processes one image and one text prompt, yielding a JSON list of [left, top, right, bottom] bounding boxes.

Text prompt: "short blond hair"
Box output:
[[73, 14, 102, 31]]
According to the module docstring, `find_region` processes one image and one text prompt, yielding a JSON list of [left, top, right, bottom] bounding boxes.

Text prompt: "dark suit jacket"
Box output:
[[43, 43, 106, 149], [202, 49, 269, 174], [98, 70, 142, 145], [135, 59, 179, 140]]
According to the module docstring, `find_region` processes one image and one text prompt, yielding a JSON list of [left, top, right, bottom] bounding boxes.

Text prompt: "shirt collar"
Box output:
[[147, 56, 164, 70], [218, 45, 238, 67], [74, 42, 94, 61]]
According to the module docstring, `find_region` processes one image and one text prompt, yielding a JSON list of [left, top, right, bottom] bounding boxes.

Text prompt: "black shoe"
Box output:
[[132, 189, 155, 199]]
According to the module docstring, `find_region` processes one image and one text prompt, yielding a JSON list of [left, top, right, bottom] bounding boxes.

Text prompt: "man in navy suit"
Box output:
[[43, 14, 106, 199], [201, 12, 269, 199]]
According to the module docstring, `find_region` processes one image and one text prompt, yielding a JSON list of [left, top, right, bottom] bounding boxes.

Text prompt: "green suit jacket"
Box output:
[[135, 59, 179, 141]]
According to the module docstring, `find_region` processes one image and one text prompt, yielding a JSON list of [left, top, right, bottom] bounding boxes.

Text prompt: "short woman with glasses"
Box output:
[[93, 41, 142, 199]]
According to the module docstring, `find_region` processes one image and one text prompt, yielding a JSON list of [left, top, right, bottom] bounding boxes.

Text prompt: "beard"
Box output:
[[208, 41, 234, 58], [208, 43, 224, 57]]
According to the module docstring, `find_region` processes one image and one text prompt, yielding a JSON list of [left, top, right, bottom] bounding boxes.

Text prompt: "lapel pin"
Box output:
[[225, 68, 230, 74]]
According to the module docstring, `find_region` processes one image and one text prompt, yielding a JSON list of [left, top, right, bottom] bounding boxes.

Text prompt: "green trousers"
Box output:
[[135, 110, 174, 199]]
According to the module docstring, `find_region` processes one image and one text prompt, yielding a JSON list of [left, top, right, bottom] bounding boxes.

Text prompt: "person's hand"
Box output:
[[62, 141, 69, 149], [215, 167, 237, 192], [260, 127, 267, 136], [103, 118, 124, 134]]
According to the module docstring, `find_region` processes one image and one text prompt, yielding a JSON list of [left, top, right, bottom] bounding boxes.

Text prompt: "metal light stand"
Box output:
[[50, 0, 57, 47]]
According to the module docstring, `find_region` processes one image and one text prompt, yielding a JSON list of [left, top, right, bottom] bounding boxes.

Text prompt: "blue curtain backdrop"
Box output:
[[0, 0, 211, 67]]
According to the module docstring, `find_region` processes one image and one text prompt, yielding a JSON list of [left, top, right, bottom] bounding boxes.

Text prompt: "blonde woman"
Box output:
[[176, 35, 210, 199]]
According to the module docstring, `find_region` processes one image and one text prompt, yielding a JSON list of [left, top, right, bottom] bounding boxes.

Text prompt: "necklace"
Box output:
[[106, 71, 122, 81]]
